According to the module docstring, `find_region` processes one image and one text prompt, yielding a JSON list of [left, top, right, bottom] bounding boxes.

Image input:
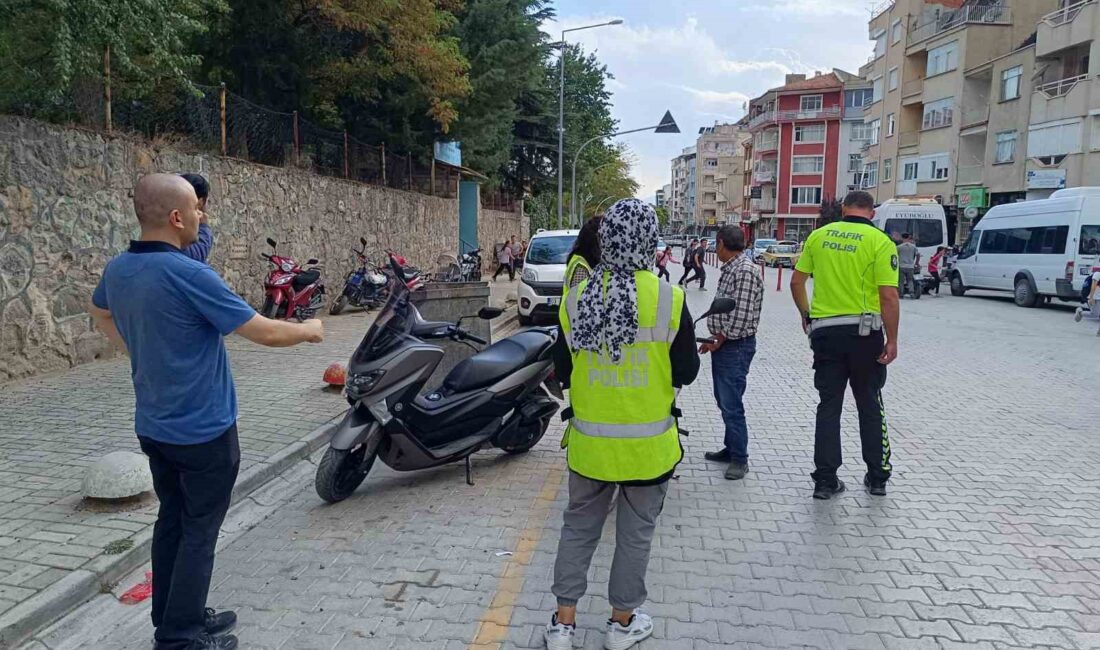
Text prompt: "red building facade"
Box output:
[[747, 72, 847, 242]]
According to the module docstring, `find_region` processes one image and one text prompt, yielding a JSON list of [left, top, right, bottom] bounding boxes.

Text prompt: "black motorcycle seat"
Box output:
[[442, 330, 553, 393], [292, 269, 321, 290]]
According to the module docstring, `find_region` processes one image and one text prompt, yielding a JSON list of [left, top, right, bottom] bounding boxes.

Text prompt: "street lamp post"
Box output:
[[556, 19, 623, 230], [570, 111, 680, 227]]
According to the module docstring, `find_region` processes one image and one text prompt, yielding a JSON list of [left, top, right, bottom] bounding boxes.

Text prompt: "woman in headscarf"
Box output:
[[545, 198, 701, 650]]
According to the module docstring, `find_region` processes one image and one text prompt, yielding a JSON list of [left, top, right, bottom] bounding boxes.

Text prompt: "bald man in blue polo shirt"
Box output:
[[90, 174, 323, 650]]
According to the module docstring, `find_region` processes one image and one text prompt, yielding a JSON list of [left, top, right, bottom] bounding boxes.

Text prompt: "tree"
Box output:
[[450, 0, 552, 180], [819, 198, 843, 225], [0, 0, 225, 115], [655, 206, 670, 228]]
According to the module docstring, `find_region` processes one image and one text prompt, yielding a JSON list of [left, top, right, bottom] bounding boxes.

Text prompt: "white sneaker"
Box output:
[[604, 611, 654, 650], [545, 614, 576, 650], [1076, 307, 1086, 322]]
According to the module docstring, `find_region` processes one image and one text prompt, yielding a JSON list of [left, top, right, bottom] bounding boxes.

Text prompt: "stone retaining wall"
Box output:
[[0, 116, 526, 381]]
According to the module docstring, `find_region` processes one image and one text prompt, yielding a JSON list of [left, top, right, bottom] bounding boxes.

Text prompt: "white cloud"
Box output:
[[677, 86, 750, 112], [743, 0, 867, 17]]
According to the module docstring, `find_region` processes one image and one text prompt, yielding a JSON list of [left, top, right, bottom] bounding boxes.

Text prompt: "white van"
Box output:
[[517, 229, 578, 325], [951, 187, 1100, 307], [872, 199, 949, 292]]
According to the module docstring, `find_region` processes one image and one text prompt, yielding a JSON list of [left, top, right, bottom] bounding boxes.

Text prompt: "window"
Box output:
[[705, 158, 719, 167], [958, 230, 979, 259], [883, 219, 944, 248], [887, 113, 896, 137], [869, 119, 882, 145], [852, 121, 875, 141], [846, 88, 873, 108], [1001, 65, 1022, 101], [791, 186, 823, 205], [1081, 225, 1100, 254], [872, 76, 884, 103], [800, 95, 823, 112], [794, 124, 826, 143], [792, 156, 825, 174], [995, 131, 1017, 164], [903, 161, 919, 180], [927, 41, 959, 76], [892, 19, 903, 44], [863, 162, 879, 188], [888, 68, 899, 91], [931, 159, 949, 180], [848, 153, 863, 172], [922, 97, 954, 130], [873, 30, 887, 59], [883, 158, 893, 182], [981, 226, 1069, 255]]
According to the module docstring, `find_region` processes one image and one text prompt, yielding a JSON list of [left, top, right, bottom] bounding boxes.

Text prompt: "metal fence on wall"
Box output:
[[12, 77, 520, 210]]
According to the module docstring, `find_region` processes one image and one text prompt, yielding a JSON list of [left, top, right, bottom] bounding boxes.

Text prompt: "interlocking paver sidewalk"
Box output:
[[0, 309, 375, 638], [27, 263, 1100, 649]]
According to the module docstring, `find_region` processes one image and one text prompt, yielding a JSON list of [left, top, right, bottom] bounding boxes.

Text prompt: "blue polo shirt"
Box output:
[[92, 241, 256, 445]]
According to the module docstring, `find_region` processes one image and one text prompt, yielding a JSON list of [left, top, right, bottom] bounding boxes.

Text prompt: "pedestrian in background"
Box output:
[[691, 239, 708, 291], [180, 173, 213, 263], [655, 245, 676, 282], [90, 174, 324, 650], [789, 191, 899, 500], [546, 199, 700, 650], [678, 238, 698, 286], [927, 246, 947, 297], [515, 239, 528, 270], [493, 238, 514, 281], [701, 225, 764, 480], [563, 216, 602, 292], [896, 233, 919, 298]]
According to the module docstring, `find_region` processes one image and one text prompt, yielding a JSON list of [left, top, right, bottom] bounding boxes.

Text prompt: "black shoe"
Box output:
[[864, 475, 888, 496], [205, 609, 237, 636], [724, 462, 748, 480], [813, 479, 846, 500], [156, 634, 239, 650], [704, 449, 731, 462]]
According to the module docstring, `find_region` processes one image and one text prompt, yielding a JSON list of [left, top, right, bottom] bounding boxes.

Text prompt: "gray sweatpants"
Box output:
[[900, 268, 917, 296], [552, 471, 669, 610]]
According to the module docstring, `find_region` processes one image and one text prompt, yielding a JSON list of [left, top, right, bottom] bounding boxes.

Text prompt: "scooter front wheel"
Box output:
[[315, 444, 376, 504]]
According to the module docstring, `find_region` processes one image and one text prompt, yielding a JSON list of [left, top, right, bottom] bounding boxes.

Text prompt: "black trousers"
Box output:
[[139, 425, 240, 647], [493, 262, 514, 281], [809, 327, 891, 484], [677, 265, 694, 285], [657, 265, 670, 282], [929, 271, 941, 294]]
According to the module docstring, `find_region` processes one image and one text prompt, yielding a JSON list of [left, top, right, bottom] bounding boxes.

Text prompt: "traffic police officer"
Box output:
[[790, 190, 900, 500], [544, 198, 700, 650]]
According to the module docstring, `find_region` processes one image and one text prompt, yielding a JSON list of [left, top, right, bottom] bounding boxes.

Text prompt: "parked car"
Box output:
[[518, 229, 578, 325], [951, 187, 1100, 307], [752, 238, 778, 257], [761, 244, 800, 268]]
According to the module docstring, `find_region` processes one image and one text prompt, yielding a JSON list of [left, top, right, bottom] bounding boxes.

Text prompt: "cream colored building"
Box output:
[[860, 0, 1056, 240], [669, 147, 696, 231], [694, 123, 751, 226], [1028, 0, 1100, 199]]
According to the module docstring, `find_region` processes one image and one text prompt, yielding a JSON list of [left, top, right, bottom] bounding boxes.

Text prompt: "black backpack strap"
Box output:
[[560, 406, 574, 422]]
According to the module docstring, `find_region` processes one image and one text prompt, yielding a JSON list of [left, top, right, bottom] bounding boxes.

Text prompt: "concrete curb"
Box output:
[[0, 418, 339, 650]]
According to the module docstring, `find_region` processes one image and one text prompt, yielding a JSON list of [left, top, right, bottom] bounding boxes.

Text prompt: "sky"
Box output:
[[544, 0, 879, 201]]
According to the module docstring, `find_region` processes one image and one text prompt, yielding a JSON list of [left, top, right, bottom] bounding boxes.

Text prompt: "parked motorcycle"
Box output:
[[385, 250, 426, 291], [459, 248, 483, 281], [259, 237, 326, 320], [331, 237, 389, 315], [314, 259, 561, 504]]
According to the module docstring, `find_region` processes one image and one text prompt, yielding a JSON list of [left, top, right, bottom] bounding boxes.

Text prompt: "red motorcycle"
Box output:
[[260, 237, 326, 320], [385, 250, 425, 291]]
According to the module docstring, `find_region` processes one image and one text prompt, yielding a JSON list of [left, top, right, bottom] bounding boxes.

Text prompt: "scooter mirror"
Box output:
[[390, 257, 406, 281], [266, 237, 277, 249], [695, 297, 737, 324], [477, 306, 503, 320], [307, 258, 319, 265]]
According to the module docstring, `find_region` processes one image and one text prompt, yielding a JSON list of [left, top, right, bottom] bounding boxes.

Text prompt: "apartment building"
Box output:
[[1028, 0, 1100, 199], [669, 147, 696, 230], [655, 186, 668, 209], [694, 123, 752, 227], [746, 71, 856, 242], [859, 0, 1056, 241]]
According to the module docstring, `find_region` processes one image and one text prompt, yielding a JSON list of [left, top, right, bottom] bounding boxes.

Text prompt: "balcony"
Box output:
[[908, 4, 1011, 49], [843, 104, 867, 120], [751, 196, 777, 212], [1036, 74, 1089, 99], [961, 106, 990, 130], [776, 106, 842, 122], [870, 0, 895, 21], [1039, 1, 1097, 58], [956, 164, 983, 186], [899, 131, 919, 149], [755, 136, 779, 152], [753, 165, 777, 184], [749, 111, 776, 130], [901, 78, 923, 105]]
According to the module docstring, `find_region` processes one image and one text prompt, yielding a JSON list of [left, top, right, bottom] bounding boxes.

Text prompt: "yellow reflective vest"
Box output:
[[559, 270, 684, 482]]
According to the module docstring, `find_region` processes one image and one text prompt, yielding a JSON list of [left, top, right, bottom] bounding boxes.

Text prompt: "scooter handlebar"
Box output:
[[462, 331, 488, 345]]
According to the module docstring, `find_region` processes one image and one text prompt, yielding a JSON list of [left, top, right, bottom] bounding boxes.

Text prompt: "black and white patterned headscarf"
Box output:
[[572, 198, 658, 362]]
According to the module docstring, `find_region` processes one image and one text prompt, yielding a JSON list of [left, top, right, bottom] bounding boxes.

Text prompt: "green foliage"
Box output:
[[0, 0, 225, 114], [655, 206, 669, 228], [819, 198, 843, 225]]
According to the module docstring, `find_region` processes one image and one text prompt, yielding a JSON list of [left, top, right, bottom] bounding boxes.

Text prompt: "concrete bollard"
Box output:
[[82, 451, 153, 500], [776, 265, 783, 292]]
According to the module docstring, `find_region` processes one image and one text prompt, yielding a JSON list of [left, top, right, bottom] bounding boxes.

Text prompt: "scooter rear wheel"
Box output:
[[315, 444, 375, 504], [330, 295, 348, 315]]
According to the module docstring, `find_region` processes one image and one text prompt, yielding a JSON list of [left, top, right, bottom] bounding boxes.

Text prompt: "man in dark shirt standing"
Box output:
[[692, 240, 708, 291], [90, 174, 325, 650]]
